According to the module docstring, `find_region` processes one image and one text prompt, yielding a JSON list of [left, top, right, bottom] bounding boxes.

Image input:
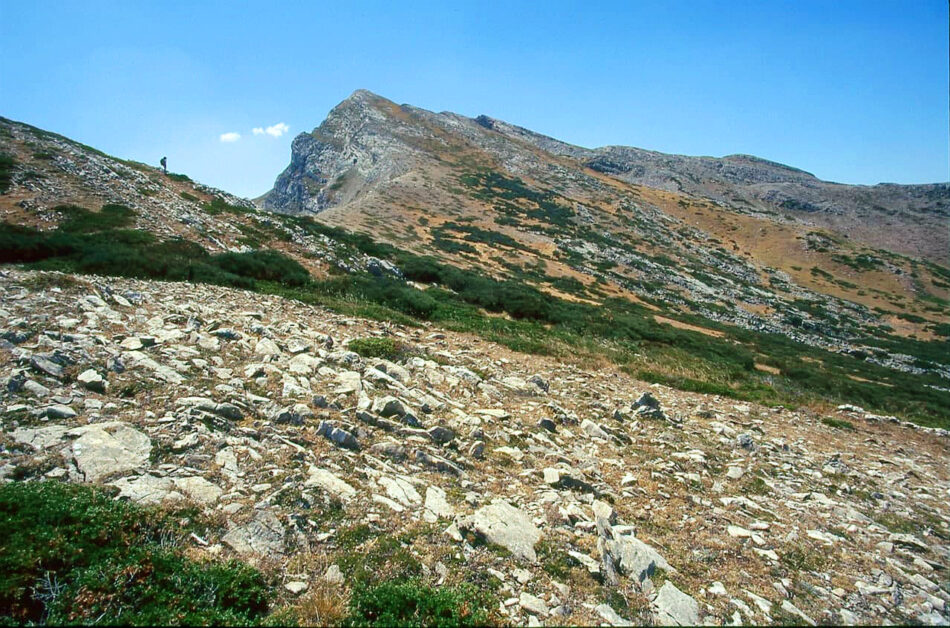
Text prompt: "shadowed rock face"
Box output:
[[261, 90, 949, 262]]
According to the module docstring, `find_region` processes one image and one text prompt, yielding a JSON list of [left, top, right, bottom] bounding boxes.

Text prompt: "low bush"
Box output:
[[0, 481, 270, 625], [348, 337, 406, 361], [57, 203, 136, 232], [0, 213, 310, 291], [0, 153, 15, 193], [345, 581, 490, 627]]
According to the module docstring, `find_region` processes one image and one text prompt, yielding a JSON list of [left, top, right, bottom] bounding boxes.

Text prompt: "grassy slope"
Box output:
[[2, 200, 945, 428]]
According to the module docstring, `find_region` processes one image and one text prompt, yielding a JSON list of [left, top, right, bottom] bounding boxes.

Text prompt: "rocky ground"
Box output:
[[1, 269, 947, 626]]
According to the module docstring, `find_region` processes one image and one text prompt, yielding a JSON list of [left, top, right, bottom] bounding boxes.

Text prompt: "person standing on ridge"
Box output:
[[160, 156, 167, 174]]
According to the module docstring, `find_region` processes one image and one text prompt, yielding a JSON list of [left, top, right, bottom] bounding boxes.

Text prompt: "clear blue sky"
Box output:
[[1, 0, 947, 197]]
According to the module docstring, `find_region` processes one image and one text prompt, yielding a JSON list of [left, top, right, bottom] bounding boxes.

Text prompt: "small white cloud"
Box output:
[[252, 127, 265, 135], [219, 132, 241, 143], [265, 122, 289, 137]]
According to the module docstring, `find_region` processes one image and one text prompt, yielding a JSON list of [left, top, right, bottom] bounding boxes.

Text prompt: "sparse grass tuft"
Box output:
[[821, 416, 855, 431]]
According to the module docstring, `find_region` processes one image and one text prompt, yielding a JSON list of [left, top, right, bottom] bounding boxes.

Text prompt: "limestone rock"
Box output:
[[653, 581, 700, 626], [458, 500, 541, 562], [77, 369, 107, 393], [69, 422, 151, 482], [305, 466, 357, 500], [223, 510, 285, 556]]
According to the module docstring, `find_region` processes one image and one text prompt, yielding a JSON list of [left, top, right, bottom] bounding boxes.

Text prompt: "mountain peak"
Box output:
[[342, 89, 391, 107]]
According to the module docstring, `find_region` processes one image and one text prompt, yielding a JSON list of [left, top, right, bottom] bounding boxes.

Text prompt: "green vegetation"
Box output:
[[431, 221, 528, 252], [832, 253, 885, 272], [459, 170, 574, 228], [202, 197, 254, 216], [821, 417, 855, 431], [779, 544, 828, 573], [0, 153, 15, 193], [0, 481, 271, 625], [348, 337, 406, 361], [56, 203, 136, 232], [165, 172, 192, 182], [2, 204, 947, 428], [0, 204, 310, 290], [344, 581, 490, 627]]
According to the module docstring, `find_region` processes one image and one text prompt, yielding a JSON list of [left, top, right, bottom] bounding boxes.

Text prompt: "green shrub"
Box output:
[[211, 249, 310, 286], [166, 172, 191, 182], [57, 203, 136, 232], [348, 337, 405, 361], [0, 153, 15, 193], [0, 481, 270, 625], [0, 218, 310, 290], [202, 197, 253, 215], [345, 581, 490, 627]]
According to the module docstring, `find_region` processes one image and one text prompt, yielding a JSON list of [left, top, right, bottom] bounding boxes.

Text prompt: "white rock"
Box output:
[[69, 422, 151, 482], [305, 466, 357, 500], [519, 592, 549, 616], [458, 500, 542, 562], [653, 581, 700, 626], [424, 486, 455, 521]]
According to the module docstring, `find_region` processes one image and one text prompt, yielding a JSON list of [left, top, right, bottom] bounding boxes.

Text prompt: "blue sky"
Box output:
[[1, 0, 947, 198]]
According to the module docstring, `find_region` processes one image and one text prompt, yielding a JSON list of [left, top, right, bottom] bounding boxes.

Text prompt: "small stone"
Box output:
[[77, 369, 107, 393], [46, 404, 77, 420], [736, 433, 755, 450], [512, 567, 532, 584], [519, 592, 549, 616], [581, 419, 609, 440], [373, 395, 407, 418], [728, 525, 752, 538], [324, 564, 344, 584], [594, 603, 633, 626], [254, 338, 282, 356], [284, 581, 308, 595], [427, 425, 456, 444], [725, 466, 745, 480], [31, 355, 64, 379], [707, 582, 728, 596]]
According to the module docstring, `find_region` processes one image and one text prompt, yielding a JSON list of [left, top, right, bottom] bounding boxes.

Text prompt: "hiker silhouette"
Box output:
[[160, 156, 167, 174]]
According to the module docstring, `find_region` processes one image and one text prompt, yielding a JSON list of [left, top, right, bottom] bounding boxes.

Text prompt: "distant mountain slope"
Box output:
[[263, 90, 949, 264]]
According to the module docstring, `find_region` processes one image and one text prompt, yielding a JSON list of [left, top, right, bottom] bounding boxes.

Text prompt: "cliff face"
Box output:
[[261, 90, 422, 214]]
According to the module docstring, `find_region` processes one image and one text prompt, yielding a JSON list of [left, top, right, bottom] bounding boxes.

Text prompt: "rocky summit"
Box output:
[[0, 92, 948, 625]]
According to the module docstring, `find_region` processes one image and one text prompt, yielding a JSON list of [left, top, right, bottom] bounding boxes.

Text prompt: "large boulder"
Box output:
[[606, 534, 673, 583], [68, 422, 151, 482], [458, 500, 541, 562], [653, 582, 700, 626]]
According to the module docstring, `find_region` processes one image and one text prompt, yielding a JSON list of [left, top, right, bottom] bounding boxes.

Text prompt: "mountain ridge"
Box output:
[[0, 100, 949, 627], [263, 90, 948, 264]]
